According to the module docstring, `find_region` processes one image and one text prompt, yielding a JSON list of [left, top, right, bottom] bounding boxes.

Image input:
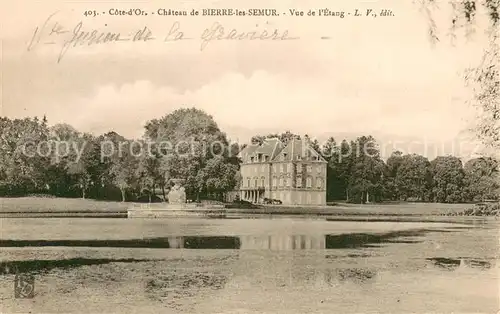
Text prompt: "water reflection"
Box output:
[[239, 235, 326, 250], [0, 229, 449, 250], [169, 236, 241, 249]]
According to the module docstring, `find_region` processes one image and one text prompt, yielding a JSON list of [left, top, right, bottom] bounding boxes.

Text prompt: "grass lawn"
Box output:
[[0, 197, 473, 216], [0, 197, 129, 213], [236, 202, 472, 216]]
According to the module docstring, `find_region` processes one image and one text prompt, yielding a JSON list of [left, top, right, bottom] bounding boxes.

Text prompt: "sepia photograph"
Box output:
[[0, 0, 499, 313]]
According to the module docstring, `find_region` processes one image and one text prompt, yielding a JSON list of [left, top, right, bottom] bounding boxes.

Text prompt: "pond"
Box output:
[[0, 217, 498, 313]]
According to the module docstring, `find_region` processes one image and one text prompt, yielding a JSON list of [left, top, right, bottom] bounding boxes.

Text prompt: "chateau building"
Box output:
[[238, 137, 327, 205]]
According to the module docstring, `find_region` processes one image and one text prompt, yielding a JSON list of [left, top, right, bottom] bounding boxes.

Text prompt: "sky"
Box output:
[[0, 0, 493, 160]]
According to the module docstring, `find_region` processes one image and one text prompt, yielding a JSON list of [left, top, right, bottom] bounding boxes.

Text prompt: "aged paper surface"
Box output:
[[0, 0, 499, 313]]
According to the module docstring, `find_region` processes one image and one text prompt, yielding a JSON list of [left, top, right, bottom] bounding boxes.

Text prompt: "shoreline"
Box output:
[[0, 197, 494, 219]]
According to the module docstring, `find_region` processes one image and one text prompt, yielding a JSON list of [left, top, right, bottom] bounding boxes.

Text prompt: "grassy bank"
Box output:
[[443, 202, 500, 217], [0, 197, 474, 217], [0, 197, 129, 213], [231, 203, 472, 216]]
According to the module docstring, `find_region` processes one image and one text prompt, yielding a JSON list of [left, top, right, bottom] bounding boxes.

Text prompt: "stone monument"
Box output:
[[127, 178, 226, 218], [167, 179, 186, 205]]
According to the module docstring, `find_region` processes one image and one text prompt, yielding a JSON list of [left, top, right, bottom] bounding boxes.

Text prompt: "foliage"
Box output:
[[465, 41, 500, 153], [144, 108, 239, 201], [419, 0, 499, 154], [463, 157, 500, 200], [395, 154, 432, 202], [1, 111, 498, 205], [418, 0, 500, 203], [250, 131, 300, 145], [345, 136, 385, 203], [429, 156, 467, 203], [0, 117, 50, 195]]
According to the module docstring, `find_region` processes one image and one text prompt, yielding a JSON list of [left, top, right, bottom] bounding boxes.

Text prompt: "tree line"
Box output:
[[0, 109, 498, 204], [249, 133, 499, 204], [324, 136, 498, 203], [0, 109, 240, 202]]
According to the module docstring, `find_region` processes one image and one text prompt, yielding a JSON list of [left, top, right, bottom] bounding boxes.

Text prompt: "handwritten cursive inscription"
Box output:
[[58, 22, 130, 62], [27, 12, 299, 63], [164, 21, 190, 41], [27, 11, 68, 51], [199, 22, 298, 50]]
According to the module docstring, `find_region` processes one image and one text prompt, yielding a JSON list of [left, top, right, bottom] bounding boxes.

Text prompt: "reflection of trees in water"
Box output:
[[166, 236, 240, 249]]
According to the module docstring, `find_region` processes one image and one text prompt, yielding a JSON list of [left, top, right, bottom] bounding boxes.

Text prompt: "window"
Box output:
[[261, 165, 266, 172], [317, 166, 322, 174], [261, 177, 265, 187], [264, 155, 269, 162], [306, 177, 312, 188], [247, 178, 251, 187], [279, 177, 284, 186], [254, 178, 258, 187], [307, 165, 312, 173], [316, 178, 323, 189], [283, 178, 287, 187], [297, 164, 302, 172], [287, 163, 292, 172], [280, 164, 284, 172], [286, 178, 290, 187], [273, 164, 277, 172], [272, 177, 277, 187], [296, 177, 302, 187]]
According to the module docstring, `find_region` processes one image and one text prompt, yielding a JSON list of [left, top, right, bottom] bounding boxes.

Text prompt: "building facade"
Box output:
[[238, 137, 327, 205]]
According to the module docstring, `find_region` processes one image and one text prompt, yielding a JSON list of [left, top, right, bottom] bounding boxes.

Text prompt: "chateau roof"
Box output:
[[254, 137, 284, 160], [271, 138, 327, 163], [240, 137, 326, 163], [238, 144, 259, 159]]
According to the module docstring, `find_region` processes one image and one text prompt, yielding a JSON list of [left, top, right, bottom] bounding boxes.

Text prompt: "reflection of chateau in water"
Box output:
[[167, 236, 184, 248], [164, 235, 326, 250], [239, 235, 326, 250], [164, 230, 424, 250], [164, 235, 377, 290], [233, 235, 378, 289]]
